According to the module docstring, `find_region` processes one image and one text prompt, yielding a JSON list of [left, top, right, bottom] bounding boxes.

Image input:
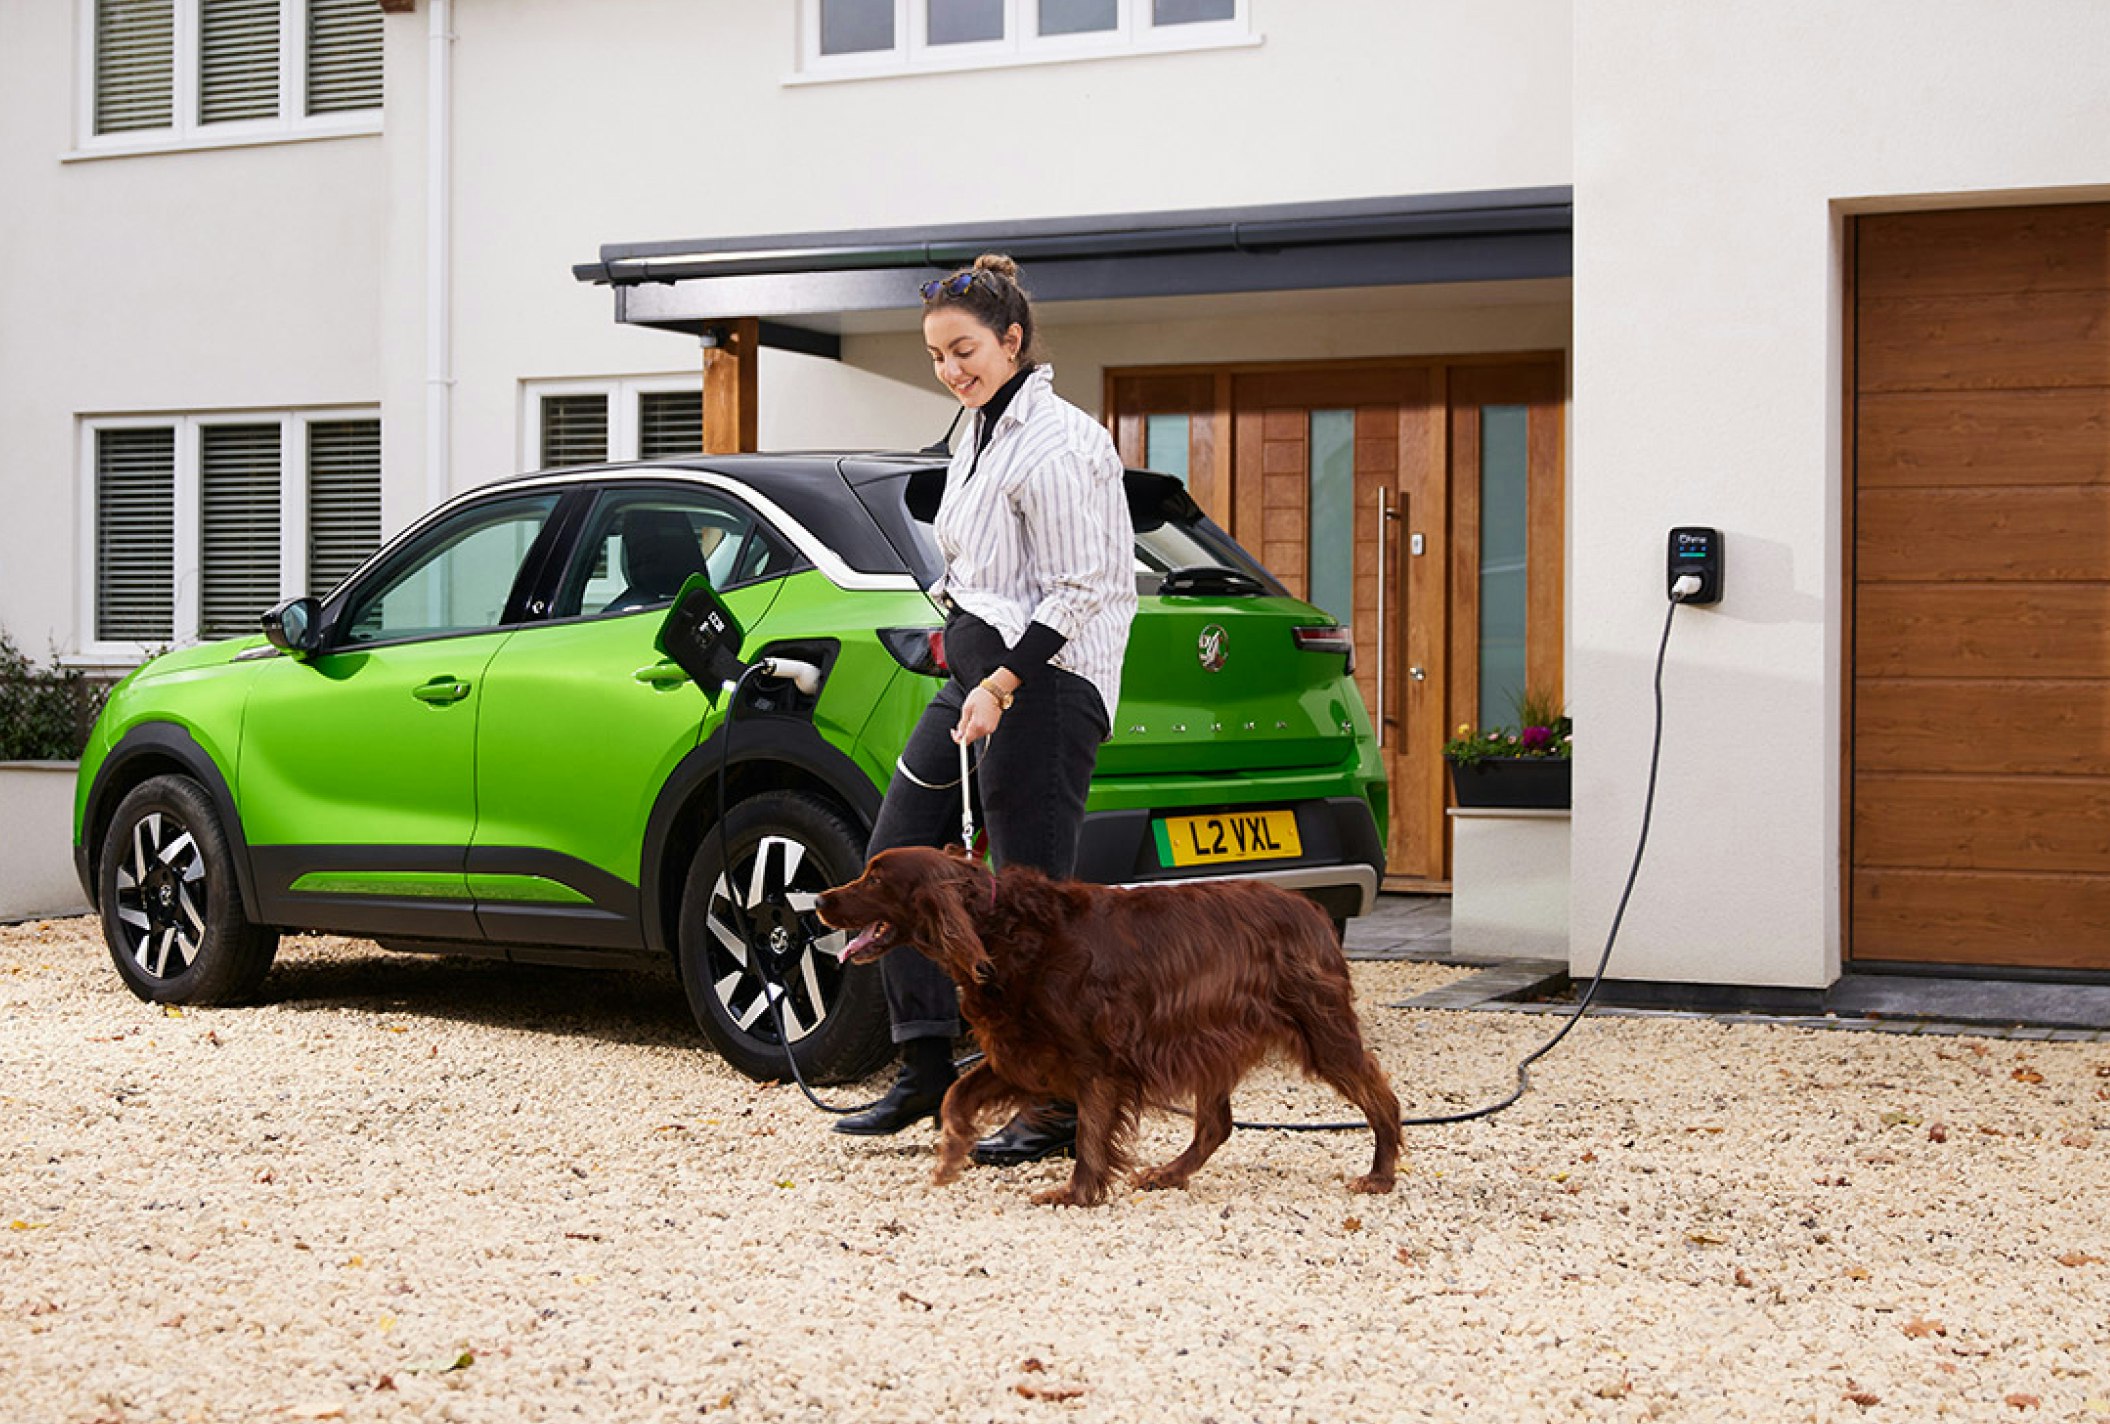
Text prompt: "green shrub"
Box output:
[[0, 630, 108, 761]]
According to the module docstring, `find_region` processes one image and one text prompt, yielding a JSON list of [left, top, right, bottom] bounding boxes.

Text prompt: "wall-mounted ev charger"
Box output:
[[1668, 526, 1723, 604]]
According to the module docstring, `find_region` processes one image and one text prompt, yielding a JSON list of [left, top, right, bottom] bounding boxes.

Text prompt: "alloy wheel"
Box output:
[[112, 810, 208, 982], [703, 832, 852, 1044]]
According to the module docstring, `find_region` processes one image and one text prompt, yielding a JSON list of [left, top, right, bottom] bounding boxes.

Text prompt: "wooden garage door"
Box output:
[[1852, 204, 2110, 971]]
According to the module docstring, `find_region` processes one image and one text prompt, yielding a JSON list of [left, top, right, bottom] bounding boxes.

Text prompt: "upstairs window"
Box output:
[[83, 0, 383, 153], [799, 0, 1251, 80]]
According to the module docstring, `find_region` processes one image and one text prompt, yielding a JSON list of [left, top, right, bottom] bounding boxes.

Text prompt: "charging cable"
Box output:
[[1230, 591, 1686, 1132]]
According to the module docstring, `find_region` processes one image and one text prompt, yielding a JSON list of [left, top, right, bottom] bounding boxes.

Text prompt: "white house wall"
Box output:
[[0, 4, 387, 659], [417, 0, 1573, 503], [1570, 0, 2110, 987]]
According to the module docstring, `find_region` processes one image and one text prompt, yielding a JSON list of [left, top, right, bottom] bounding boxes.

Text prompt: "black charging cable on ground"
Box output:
[[1230, 592, 1686, 1132]]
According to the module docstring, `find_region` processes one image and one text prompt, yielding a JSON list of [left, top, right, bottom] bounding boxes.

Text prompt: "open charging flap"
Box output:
[[655, 574, 747, 705]]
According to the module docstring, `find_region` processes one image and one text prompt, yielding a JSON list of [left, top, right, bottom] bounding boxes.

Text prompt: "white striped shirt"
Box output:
[[931, 364, 1138, 727]]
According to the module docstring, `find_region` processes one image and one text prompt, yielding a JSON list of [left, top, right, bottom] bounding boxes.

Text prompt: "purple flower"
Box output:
[[1518, 725, 1554, 753]]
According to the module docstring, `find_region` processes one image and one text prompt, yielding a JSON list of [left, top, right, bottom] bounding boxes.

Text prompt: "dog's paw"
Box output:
[[1348, 1172, 1396, 1195], [1029, 1185, 1099, 1207], [1130, 1165, 1191, 1192], [929, 1163, 964, 1188]]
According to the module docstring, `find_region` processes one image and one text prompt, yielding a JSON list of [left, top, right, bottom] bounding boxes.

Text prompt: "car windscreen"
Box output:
[[852, 466, 1288, 598]]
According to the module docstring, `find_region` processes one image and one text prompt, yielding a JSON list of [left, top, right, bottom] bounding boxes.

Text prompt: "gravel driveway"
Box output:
[[4, 917, 2107, 1423]]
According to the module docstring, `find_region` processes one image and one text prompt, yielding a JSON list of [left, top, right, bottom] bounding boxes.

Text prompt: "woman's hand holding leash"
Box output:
[[952, 672, 1017, 748]]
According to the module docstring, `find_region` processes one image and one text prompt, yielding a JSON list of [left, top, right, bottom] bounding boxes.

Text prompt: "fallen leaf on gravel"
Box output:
[[2012, 1068, 2044, 1085], [2057, 1251, 2104, 1267], [7, 1220, 50, 1231], [898, 1291, 933, 1311], [284, 1404, 344, 1420], [1879, 1110, 1919, 1127], [1395, 1248, 1415, 1266], [564, 1232, 604, 1242], [1015, 1383, 1086, 1402], [652, 1124, 689, 1133], [1342, 1217, 1362, 1233], [774, 1179, 795, 1189], [1928, 1123, 1949, 1143], [2005, 1394, 2040, 1410], [1844, 1267, 1871, 1280], [1979, 1124, 2008, 1137], [163, 1005, 182, 1018], [1845, 1390, 1881, 1407], [373, 1375, 396, 1392], [1902, 1317, 1946, 1338], [1734, 1268, 1753, 1287], [1685, 1232, 1726, 1246], [1020, 1358, 1045, 1373], [405, 1350, 474, 1374]]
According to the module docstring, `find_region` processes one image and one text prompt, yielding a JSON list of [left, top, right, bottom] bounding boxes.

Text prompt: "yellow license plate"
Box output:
[[1153, 809, 1303, 868]]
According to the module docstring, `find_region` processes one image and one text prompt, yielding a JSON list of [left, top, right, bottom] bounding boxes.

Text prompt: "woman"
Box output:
[[834, 253, 1138, 1166]]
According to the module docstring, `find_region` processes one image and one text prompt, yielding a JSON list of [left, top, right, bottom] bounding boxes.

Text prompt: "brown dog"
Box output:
[[816, 846, 1401, 1206]]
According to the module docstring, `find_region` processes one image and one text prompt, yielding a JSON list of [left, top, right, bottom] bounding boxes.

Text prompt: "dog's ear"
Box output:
[[913, 875, 989, 983]]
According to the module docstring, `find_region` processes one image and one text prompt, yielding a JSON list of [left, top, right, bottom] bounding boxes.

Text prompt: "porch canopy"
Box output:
[[573, 186, 1573, 359]]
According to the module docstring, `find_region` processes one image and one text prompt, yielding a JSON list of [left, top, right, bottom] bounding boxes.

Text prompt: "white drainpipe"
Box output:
[[425, 0, 453, 509]]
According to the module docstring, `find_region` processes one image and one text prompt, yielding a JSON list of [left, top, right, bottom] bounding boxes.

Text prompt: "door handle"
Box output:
[[411, 677, 472, 704], [1375, 489, 1402, 747], [633, 661, 691, 688]]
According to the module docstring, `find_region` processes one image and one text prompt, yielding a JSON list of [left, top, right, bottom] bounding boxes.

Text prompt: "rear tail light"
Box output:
[[879, 626, 948, 677], [1293, 625, 1355, 676]]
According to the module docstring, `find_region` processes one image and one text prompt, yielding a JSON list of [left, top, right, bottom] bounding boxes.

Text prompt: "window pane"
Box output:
[[1305, 409, 1353, 623], [540, 394, 609, 467], [308, 419, 382, 595], [930, 0, 1004, 45], [307, 0, 383, 114], [1477, 404, 1530, 730], [96, 428, 176, 642], [1144, 413, 1190, 483], [342, 495, 560, 644], [557, 492, 772, 619], [1153, 0, 1233, 24], [820, 0, 894, 53], [95, 0, 174, 134], [199, 0, 281, 125], [638, 390, 704, 461], [200, 423, 283, 640], [1040, 0, 1117, 34]]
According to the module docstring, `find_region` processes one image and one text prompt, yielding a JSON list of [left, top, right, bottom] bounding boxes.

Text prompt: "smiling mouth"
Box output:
[[838, 922, 893, 964]]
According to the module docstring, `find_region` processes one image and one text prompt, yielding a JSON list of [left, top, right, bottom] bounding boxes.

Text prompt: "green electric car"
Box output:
[[74, 454, 1387, 1082]]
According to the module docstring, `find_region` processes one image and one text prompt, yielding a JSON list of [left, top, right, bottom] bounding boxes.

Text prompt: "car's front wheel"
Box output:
[[98, 775, 279, 1005], [677, 790, 891, 1084]]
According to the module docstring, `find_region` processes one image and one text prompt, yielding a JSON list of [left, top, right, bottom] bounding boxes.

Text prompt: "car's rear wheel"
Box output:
[[677, 790, 891, 1084], [98, 775, 279, 1005]]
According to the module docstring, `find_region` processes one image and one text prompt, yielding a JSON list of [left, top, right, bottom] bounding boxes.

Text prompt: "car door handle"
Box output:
[[411, 677, 472, 704], [633, 662, 691, 688]]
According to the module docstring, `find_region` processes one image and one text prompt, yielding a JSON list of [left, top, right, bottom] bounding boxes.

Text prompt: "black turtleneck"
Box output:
[[972, 363, 1035, 460]]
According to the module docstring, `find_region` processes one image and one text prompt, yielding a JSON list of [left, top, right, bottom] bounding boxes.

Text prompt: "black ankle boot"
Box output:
[[833, 1038, 955, 1136], [971, 1101, 1078, 1165]]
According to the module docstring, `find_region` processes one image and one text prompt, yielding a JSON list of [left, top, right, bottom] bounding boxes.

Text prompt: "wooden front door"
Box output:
[[1850, 203, 2110, 972], [1109, 356, 1566, 889]]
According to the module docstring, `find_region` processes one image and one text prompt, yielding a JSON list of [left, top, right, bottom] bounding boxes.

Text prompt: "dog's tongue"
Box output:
[[839, 924, 886, 961]]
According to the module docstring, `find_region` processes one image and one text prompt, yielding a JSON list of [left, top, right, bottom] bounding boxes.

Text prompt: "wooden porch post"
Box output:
[[701, 318, 760, 454]]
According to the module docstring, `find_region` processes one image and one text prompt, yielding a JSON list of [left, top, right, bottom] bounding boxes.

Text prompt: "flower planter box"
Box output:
[[1447, 756, 1571, 810], [0, 761, 90, 921]]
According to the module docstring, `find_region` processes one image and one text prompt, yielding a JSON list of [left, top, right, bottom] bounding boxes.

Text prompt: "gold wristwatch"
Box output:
[[977, 677, 1015, 711]]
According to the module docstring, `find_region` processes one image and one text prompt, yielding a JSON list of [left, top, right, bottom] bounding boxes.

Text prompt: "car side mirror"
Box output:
[[655, 575, 746, 705], [261, 596, 322, 656]]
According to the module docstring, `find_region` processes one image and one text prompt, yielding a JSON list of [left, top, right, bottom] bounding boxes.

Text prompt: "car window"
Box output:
[[337, 492, 562, 646], [554, 487, 794, 620]]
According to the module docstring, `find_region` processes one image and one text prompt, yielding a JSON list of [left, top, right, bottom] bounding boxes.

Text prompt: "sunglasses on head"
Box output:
[[919, 272, 979, 301]]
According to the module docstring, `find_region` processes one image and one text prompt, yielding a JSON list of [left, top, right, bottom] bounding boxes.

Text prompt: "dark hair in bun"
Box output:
[[921, 252, 1044, 365]]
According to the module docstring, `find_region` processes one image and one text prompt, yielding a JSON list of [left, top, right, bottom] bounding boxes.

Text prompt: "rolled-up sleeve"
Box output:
[[1011, 447, 1128, 641]]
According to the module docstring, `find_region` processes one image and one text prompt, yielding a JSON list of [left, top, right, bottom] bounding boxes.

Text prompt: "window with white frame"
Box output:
[[524, 378, 706, 470], [83, 0, 382, 151], [84, 411, 382, 652], [797, 0, 1251, 79]]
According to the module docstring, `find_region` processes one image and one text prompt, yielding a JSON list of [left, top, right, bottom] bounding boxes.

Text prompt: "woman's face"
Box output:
[[924, 307, 1022, 409]]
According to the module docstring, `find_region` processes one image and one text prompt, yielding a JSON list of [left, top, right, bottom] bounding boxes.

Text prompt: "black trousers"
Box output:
[[866, 612, 1108, 1043]]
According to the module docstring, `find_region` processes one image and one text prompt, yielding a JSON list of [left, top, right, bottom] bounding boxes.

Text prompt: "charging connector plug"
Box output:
[[755, 656, 823, 695], [1670, 573, 1703, 602]]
